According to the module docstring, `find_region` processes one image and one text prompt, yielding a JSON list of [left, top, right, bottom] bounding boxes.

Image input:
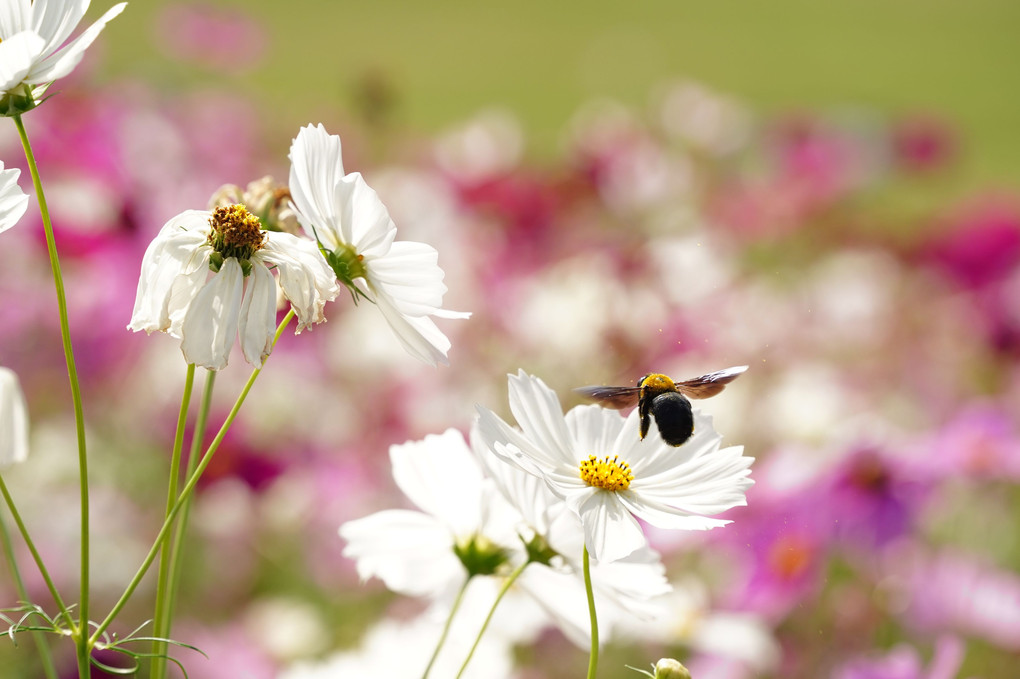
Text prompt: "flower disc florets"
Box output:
[[207, 204, 265, 274], [580, 454, 634, 491]]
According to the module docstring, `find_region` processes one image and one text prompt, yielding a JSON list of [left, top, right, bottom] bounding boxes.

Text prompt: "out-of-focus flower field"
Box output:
[[1, 2, 1019, 678]]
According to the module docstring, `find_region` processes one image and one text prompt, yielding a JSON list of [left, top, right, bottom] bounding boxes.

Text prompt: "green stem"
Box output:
[[0, 473, 73, 629], [90, 311, 295, 644], [0, 506, 59, 679], [153, 369, 216, 678], [422, 576, 472, 679], [584, 544, 599, 679], [150, 364, 196, 679], [454, 561, 528, 679], [13, 113, 91, 670]]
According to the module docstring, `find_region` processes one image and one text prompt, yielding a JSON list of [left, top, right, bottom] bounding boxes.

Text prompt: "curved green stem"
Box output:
[[0, 473, 73, 629], [584, 544, 599, 679], [13, 114, 91, 670], [0, 505, 59, 679], [150, 364, 196, 679], [455, 561, 528, 679], [422, 576, 472, 679], [90, 311, 295, 644]]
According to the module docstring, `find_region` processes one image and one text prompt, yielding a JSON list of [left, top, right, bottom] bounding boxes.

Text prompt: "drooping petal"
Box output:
[[238, 261, 277, 366], [180, 258, 243, 370], [617, 491, 733, 531], [259, 231, 340, 331], [128, 210, 211, 334], [339, 509, 461, 598], [0, 165, 29, 234], [0, 367, 29, 467], [28, 2, 127, 86], [287, 123, 347, 248], [369, 288, 459, 366]]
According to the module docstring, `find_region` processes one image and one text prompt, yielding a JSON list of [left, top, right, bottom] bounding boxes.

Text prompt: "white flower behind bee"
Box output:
[[475, 370, 755, 563], [288, 123, 469, 366]]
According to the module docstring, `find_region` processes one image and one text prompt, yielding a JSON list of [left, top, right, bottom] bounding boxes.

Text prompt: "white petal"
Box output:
[[516, 565, 593, 648], [507, 370, 577, 467], [565, 404, 627, 459], [0, 31, 45, 92], [28, 2, 127, 85], [336, 172, 397, 257], [617, 491, 733, 531], [180, 258, 243, 370], [287, 123, 347, 247], [259, 232, 340, 331], [339, 509, 461, 597], [570, 489, 647, 563], [238, 261, 277, 366], [0, 0, 32, 39], [370, 286, 458, 366], [631, 443, 754, 514], [0, 367, 29, 467], [127, 211, 211, 334], [366, 240, 451, 316], [474, 405, 560, 478], [389, 429, 485, 534], [0, 165, 28, 234]]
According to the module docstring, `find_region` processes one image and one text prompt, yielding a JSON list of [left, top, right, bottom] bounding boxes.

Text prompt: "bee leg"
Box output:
[[639, 412, 650, 440]]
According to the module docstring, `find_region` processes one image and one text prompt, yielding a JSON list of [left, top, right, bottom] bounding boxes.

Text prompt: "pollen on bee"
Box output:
[[579, 454, 634, 491]]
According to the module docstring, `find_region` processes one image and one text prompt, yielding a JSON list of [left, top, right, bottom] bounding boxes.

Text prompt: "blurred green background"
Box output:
[[96, 0, 1019, 190]]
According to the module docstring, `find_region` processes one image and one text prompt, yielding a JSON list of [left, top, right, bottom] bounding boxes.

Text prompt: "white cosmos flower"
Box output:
[[288, 123, 469, 366], [128, 205, 340, 371], [339, 429, 521, 600], [0, 0, 126, 102], [0, 162, 28, 233], [472, 425, 671, 646], [476, 370, 754, 563], [0, 367, 29, 467]]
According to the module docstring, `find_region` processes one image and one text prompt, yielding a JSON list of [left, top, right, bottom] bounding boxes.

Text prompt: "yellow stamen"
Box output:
[[579, 454, 634, 491]]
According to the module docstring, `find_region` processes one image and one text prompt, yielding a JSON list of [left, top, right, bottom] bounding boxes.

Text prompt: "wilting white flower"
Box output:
[[288, 123, 469, 366], [128, 205, 340, 371], [0, 367, 29, 467], [0, 162, 28, 233], [476, 370, 754, 563], [339, 429, 521, 600], [0, 0, 127, 105]]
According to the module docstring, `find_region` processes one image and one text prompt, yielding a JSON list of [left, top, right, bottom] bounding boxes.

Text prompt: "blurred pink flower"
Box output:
[[832, 636, 966, 679], [920, 196, 1020, 290], [922, 405, 1020, 481], [892, 115, 957, 174], [890, 547, 1020, 651], [155, 4, 267, 73]]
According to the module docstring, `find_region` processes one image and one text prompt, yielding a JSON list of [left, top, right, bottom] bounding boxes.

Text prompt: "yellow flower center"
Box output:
[[579, 454, 634, 491], [208, 204, 266, 259]]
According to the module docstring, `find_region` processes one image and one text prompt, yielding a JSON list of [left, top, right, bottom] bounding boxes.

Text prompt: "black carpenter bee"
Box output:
[[575, 366, 747, 446]]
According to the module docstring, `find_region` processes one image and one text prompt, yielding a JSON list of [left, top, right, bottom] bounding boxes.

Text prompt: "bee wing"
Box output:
[[574, 385, 642, 410], [674, 365, 748, 399]]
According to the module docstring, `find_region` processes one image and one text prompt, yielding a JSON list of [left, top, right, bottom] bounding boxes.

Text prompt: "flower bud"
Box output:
[[654, 658, 692, 679]]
